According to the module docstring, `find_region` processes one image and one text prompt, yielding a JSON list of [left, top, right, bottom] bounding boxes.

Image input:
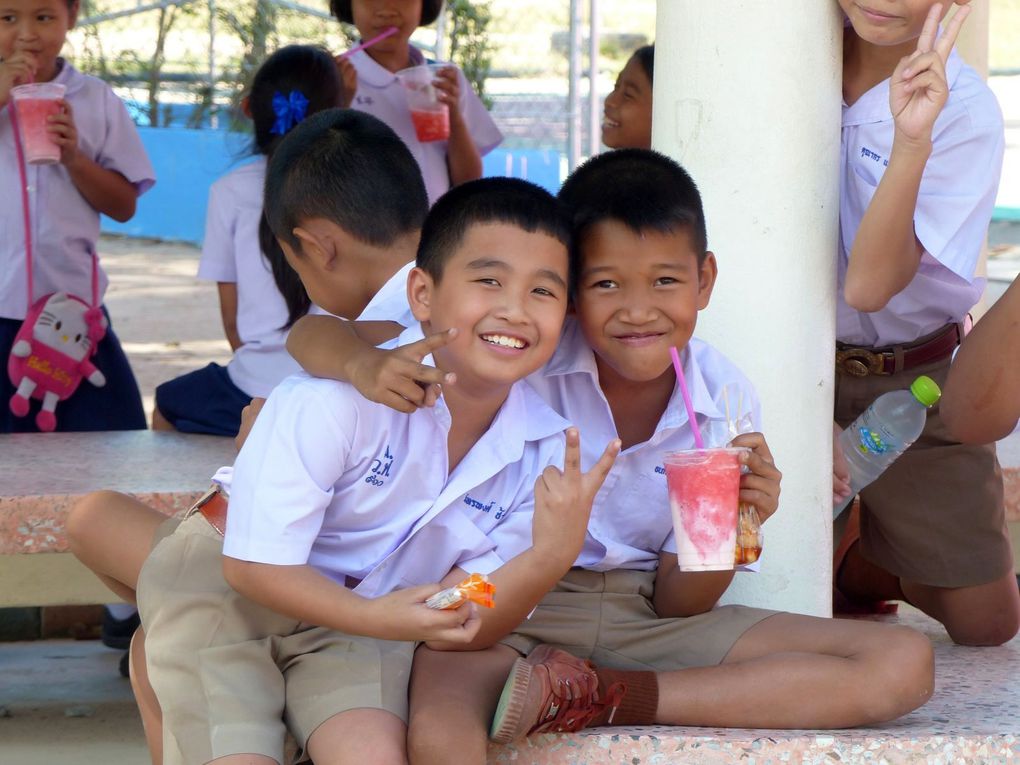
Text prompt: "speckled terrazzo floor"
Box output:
[[488, 610, 1020, 764]]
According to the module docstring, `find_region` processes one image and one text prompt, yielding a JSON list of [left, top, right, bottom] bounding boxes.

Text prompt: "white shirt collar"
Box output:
[[350, 46, 426, 89], [542, 319, 724, 429]]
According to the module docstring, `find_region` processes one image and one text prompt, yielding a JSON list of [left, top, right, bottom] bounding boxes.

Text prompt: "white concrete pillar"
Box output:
[[653, 2, 842, 616]]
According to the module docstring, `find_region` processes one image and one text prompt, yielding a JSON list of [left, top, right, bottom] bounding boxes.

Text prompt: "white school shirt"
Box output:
[[837, 50, 1004, 347], [348, 47, 503, 205], [198, 157, 295, 397], [0, 60, 155, 320], [489, 318, 761, 572], [220, 323, 569, 597]]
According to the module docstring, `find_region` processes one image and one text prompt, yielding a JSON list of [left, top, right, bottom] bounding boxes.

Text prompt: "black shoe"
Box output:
[[101, 609, 140, 650]]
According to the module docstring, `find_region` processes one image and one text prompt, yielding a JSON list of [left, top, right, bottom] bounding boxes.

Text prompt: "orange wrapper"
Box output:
[[425, 573, 496, 610]]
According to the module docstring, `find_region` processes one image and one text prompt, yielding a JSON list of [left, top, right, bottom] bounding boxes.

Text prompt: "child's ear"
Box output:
[[241, 95, 252, 119], [406, 267, 435, 323], [292, 227, 331, 269], [67, 0, 80, 29], [696, 252, 719, 310]]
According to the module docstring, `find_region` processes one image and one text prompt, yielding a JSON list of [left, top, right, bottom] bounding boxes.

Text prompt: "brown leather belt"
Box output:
[[836, 322, 960, 377], [189, 486, 228, 535]]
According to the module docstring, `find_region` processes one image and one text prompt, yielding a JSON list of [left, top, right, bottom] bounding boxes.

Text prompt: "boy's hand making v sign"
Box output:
[[428, 427, 619, 651], [890, 3, 970, 148]]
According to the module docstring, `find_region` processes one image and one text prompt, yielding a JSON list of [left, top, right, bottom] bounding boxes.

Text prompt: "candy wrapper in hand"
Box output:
[[721, 391, 764, 572], [425, 573, 495, 610]]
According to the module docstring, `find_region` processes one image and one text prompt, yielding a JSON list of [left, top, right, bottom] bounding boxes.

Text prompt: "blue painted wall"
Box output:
[[102, 127, 565, 245]]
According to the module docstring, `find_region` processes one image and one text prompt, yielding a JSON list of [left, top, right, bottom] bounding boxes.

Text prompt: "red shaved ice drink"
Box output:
[[11, 83, 65, 165], [665, 447, 746, 571], [397, 64, 451, 143]]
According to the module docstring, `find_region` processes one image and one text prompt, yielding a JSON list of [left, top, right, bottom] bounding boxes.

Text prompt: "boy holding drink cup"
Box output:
[[287, 150, 936, 759]]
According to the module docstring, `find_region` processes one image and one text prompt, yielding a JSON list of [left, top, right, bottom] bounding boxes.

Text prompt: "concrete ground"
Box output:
[[2, 228, 1020, 763]]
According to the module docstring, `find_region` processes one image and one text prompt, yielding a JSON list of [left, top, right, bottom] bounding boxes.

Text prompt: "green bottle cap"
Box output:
[[910, 375, 941, 407]]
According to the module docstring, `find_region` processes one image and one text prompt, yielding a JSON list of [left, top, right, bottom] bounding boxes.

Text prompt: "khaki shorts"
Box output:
[[500, 568, 776, 670], [835, 355, 1014, 588], [136, 513, 413, 765]]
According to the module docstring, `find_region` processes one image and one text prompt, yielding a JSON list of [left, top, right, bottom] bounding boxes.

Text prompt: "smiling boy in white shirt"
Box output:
[[128, 113, 618, 765], [285, 149, 937, 762]]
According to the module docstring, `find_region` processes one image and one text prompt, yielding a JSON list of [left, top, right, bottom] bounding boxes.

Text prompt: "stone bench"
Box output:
[[489, 610, 1020, 763], [0, 430, 235, 607]]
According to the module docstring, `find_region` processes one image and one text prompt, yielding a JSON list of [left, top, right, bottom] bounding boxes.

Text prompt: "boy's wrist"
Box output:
[[891, 131, 933, 162]]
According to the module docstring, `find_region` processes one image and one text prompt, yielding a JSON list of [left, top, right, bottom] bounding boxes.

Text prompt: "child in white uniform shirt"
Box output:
[[138, 172, 619, 765], [832, 1, 1019, 645], [0, 0, 154, 432], [331, 0, 502, 204], [68, 108, 432, 764], [287, 150, 936, 762], [153, 45, 349, 436]]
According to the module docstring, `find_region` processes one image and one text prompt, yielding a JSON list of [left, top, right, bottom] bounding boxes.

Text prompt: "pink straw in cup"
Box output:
[[664, 346, 744, 570], [339, 26, 399, 59]]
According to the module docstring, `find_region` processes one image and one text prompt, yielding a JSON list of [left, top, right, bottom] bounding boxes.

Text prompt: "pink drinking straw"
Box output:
[[670, 346, 705, 449], [339, 26, 399, 59]]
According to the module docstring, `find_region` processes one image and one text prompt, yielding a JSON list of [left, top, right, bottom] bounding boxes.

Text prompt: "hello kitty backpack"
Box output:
[[6, 97, 107, 432]]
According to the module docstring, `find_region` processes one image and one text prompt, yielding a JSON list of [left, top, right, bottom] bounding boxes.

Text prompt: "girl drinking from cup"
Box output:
[[330, 0, 502, 204], [0, 0, 154, 433]]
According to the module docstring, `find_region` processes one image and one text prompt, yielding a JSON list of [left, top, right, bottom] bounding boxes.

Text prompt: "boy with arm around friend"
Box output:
[[287, 149, 936, 765]]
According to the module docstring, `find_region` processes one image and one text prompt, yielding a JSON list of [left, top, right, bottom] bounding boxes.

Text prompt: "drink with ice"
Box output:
[[11, 83, 65, 165], [665, 447, 746, 571], [396, 64, 451, 143]]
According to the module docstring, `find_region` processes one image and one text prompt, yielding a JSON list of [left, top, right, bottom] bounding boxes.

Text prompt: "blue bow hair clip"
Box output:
[[270, 90, 310, 136]]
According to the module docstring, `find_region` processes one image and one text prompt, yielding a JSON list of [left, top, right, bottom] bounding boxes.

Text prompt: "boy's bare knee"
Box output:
[[867, 626, 934, 722], [944, 608, 1020, 647], [67, 490, 118, 550]]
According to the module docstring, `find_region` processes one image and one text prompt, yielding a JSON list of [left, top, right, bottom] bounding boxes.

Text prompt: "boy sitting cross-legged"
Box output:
[[132, 119, 619, 765], [287, 149, 936, 763]]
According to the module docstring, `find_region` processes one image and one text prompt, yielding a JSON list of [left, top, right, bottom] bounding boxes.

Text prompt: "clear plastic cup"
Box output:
[[664, 447, 748, 571], [11, 82, 66, 165], [395, 64, 450, 143]]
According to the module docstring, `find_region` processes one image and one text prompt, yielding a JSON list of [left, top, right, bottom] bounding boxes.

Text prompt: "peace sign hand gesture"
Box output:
[[531, 428, 620, 567], [890, 3, 970, 146]]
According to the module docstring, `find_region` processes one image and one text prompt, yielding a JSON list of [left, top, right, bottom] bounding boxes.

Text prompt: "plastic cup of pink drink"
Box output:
[[11, 83, 65, 165], [396, 64, 451, 143], [665, 447, 748, 571]]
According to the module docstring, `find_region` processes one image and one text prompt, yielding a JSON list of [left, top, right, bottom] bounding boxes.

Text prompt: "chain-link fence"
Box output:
[[66, 0, 655, 166]]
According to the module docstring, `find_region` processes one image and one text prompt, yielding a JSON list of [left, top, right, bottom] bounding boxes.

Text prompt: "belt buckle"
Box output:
[[836, 348, 885, 377], [187, 485, 220, 517]]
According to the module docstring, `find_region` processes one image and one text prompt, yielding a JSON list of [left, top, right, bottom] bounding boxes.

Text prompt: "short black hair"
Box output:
[[417, 177, 571, 283], [264, 108, 428, 256], [632, 44, 654, 84], [558, 149, 708, 286], [330, 0, 443, 26]]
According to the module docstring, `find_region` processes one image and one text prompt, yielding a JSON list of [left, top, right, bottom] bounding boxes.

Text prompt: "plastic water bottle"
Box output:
[[834, 375, 941, 518]]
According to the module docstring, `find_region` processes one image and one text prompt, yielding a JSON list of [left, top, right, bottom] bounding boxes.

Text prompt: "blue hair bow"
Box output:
[[269, 90, 310, 136]]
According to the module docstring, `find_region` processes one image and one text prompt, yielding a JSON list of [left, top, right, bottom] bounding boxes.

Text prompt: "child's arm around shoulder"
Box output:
[[428, 429, 620, 651], [942, 277, 1020, 444], [653, 432, 781, 617], [287, 314, 455, 412], [844, 4, 971, 312]]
